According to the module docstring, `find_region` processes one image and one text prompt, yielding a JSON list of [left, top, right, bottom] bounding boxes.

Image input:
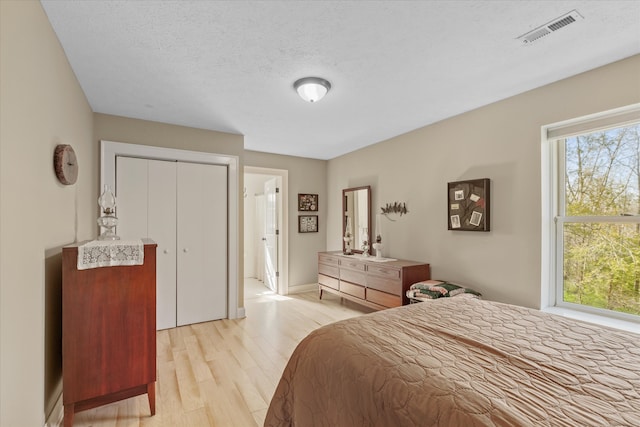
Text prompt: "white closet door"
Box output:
[[116, 157, 178, 330], [176, 162, 227, 326], [115, 156, 148, 240], [148, 160, 177, 330]]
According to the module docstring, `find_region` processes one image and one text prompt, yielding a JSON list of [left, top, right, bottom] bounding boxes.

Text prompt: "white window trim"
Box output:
[[541, 103, 640, 332]]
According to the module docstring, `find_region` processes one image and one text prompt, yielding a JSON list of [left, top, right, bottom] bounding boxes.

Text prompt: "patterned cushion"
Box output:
[[406, 280, 481, 301]]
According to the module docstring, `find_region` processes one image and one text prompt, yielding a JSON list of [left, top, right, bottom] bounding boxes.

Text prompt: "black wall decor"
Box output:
[[447, 178, 490, 231]]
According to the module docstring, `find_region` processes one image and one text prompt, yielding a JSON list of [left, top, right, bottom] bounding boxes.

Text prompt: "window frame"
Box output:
[[541, 104, 640, 324]]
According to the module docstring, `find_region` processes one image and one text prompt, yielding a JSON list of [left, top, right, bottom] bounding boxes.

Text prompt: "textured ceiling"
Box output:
[[40, 1, 640, 160]]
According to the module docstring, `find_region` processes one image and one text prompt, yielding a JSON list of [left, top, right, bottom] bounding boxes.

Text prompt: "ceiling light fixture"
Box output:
[[293, 77, 331, 103]]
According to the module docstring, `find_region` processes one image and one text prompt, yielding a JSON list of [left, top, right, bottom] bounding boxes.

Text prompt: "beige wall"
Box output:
[[93, 113, 245, 303], [244, 151, 327, 288], [0, 1, 95, 425], [327, 54, 640, 309], [93, 113, 244, 158]]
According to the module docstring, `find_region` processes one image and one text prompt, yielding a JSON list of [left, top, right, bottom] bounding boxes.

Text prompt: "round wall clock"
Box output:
[[53, 144, 78, 185]]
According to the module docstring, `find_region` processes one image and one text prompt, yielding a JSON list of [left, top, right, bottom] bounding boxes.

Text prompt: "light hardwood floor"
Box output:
[[69, 278, 373, 427]]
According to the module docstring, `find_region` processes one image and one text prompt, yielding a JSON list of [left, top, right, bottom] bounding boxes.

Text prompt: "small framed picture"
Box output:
[[298, 193, 318, 211], [298, 215, 318, 233], [469, 211, 483, 226]]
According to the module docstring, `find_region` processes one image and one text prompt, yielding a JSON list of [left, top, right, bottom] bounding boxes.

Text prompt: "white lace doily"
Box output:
[[77, 239, 144, 270]]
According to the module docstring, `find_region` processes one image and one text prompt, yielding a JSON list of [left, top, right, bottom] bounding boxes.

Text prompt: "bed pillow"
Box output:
[[407, 280, 481, 300]]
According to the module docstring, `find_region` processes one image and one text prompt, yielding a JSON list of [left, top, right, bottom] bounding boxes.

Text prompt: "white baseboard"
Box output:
[[44, 391, 63, 427], [237, 306, 246, 318], [287, 283, 318, 294]]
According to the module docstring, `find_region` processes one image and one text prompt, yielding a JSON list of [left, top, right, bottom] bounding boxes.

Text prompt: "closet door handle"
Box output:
[[163, 249, 169, 254], [183, 248, 189, 253]]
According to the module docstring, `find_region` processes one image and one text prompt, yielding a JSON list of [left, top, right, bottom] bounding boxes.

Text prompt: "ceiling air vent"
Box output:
[[517, 10, 583, 44]]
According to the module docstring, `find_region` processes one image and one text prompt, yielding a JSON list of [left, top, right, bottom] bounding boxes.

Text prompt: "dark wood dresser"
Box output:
[[62, 239, 157, 426], [318, 251, 430, 310]]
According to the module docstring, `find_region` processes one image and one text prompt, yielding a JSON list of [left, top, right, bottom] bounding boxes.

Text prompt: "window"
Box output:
[[543, 105, 640, 323]]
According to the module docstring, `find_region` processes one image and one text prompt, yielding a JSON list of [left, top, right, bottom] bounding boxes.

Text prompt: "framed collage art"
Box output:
[[447, 178, 490, 231], [298, 215, 318, 233], [298, 193, 318, 211]]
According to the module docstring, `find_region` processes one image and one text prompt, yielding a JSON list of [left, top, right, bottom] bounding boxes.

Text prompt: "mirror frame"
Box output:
[[342, 185, 372, 254]]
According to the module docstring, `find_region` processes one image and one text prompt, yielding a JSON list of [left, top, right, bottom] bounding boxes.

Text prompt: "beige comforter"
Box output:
[[265, 298, 640, 426]]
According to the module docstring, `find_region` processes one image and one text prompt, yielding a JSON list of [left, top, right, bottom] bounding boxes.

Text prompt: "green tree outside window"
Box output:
[[562, 124, 640, 315]]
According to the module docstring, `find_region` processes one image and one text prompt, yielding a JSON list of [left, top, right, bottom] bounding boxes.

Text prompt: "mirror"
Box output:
[[342, 186, 371, 254]]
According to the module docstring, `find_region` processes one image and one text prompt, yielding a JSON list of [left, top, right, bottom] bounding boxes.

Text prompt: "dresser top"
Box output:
[[320, 251, 428, 268]]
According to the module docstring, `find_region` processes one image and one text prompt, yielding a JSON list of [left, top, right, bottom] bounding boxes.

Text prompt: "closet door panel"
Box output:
[[115, 156, 148, 240], [148, 160, 177, 330], [176, 162, 228, 326]]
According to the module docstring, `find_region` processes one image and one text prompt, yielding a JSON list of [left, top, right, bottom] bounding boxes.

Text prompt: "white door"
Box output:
[[116, 156, 148, 240], [255, 194, 265, 282], [176, 162, 228, 326], [116, 157, 178, 330], [263, 178, 278, 292], [147, 160, 177, 330]]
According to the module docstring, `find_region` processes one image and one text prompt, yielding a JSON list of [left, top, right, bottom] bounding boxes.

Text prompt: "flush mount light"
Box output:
[[293, 77, 331, 103]]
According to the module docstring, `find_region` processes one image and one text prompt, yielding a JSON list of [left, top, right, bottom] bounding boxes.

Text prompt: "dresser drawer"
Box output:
[[340, 268, 366, 286], [318, 253, 340, 266], [367, 274, 401, 295], [339, 258, 366, 271], [318, 263, 339, 278], [340, 281, 365, 299], [318, 274, 339, 290], [367, 264, 401, 279], [367, 288, 402, 308]]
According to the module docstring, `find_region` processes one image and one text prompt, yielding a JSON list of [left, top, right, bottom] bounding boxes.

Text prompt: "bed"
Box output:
[[264, 297, 640, 426]]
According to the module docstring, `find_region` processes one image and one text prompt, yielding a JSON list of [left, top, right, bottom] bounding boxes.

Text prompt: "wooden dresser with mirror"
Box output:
[[319, 185, 430, 310]]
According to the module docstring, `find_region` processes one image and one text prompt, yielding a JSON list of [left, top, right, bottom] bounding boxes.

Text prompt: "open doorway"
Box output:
[[244, 167, 288, 298]]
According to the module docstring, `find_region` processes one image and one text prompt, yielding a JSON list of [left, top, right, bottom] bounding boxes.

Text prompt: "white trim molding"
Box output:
[[244, 166, 289, 296]]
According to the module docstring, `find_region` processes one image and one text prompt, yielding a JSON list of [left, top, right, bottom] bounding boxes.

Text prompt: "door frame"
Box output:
[[100, 140, 240, 319], [244, 166, 289, 295]]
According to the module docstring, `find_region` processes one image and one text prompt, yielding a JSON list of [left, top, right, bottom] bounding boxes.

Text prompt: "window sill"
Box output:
[[543, 306, 639, 334]]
